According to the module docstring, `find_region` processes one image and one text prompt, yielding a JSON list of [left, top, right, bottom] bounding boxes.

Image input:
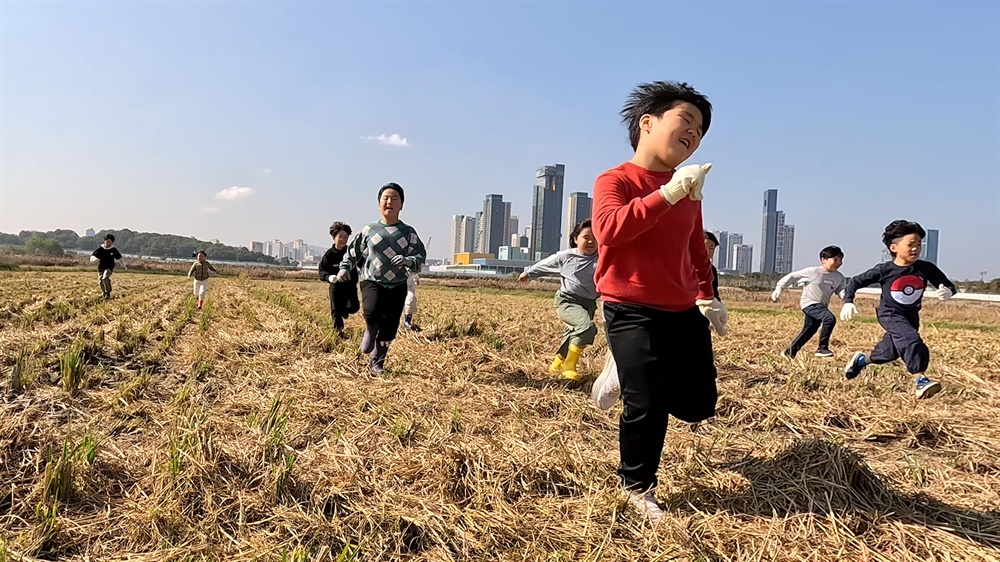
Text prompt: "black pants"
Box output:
[[870, 309, 928, 374], [788, 304, 836, 354], [329, 282, 360, 329], [604, 302, 718, 492], [360, 281, 408, 343]]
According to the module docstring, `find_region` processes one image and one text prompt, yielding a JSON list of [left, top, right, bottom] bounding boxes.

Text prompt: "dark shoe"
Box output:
[[844, 352, 867, 380], [814, 348, 834, 358], [361, 330, 375, 354], [781, 348, 795, 359], [370, 341, 389, 374]]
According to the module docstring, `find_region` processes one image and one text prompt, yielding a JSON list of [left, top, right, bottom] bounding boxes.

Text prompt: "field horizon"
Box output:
[[1, 272, 998, 561]]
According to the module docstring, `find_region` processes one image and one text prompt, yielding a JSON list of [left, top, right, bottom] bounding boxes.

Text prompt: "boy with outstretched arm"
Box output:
[[771, 245, 846, 358], [336, 183, 426, 374], [840, 220, 956, 399], [187, 250, 217, 310], [588, 81, 726, 522], [319, 222, 360, 334], [90, 233, 127, 300]]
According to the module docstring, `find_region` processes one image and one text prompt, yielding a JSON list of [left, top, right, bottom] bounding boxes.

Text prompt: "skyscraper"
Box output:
[[774, 211, 796, 274], [474, 211, 484, 253], [251, 241, 264, 254], [565, 192, 592, 248], [760, 189, 779, 274], [509, 215, 519, 244], [482, 194, 507, 257], [85, 228, 96, 237], [502, 202, 513, 244], [531, 164, 565, 259], [734, 245, 754, 274], [727, 233, 743, 272], [922, 229, 940, 264], [713, 231, 731, 270], [451, 215, 476, 256]]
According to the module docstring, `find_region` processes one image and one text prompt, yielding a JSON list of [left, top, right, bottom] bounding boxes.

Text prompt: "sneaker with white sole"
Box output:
[[591, 351, 620, 410], [814, 348, 834, 358], [627, 490, 664, 523], [844, 352, 867, 380], [914, 376, 942, 399]]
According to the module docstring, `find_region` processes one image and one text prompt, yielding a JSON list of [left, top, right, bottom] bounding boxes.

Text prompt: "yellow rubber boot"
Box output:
[[548, 355, 565, 373], [561, 344, 586, 381]]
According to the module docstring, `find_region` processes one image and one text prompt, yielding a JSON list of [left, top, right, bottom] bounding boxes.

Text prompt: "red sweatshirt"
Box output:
[[592, 161, 714, 312]]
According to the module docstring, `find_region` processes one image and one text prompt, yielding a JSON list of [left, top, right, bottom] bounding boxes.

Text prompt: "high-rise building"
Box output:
[[251, 241, 264, 254], [474, 211, 485, 253], [272, 240, 285, 259], [760, 189, 779, 274], [511, 233, 521, 248], [502, 202, 513, 244], [734, 244, 754, 275], [263, 241, 274, 257], [531, 164, 565, 259], [712, 231, 731, 270], [727, 233, 743, 272], [85, 228, 96, 237], [482, 194, 507, 257], [922, 229, 940, 264], [509, 215, 519, 243], [451, 215, 476, 255], [565, 192, 592, 249], [774, 211, 796, 274]]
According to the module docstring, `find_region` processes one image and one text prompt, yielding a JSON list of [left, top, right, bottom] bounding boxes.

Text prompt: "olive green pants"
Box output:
[[554, 291, 597, 357]]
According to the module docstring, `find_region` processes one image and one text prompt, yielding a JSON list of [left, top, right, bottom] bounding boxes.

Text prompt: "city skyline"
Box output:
[[565, 192, 592, 249]]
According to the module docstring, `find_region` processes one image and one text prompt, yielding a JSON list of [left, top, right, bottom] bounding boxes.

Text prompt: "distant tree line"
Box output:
[[0, 229, 278, 264]]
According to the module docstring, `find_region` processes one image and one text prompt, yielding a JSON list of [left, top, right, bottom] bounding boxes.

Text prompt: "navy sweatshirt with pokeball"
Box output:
[[843, 260, 956, 316]]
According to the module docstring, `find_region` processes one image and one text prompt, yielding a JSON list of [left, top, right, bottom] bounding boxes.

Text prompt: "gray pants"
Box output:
[[554, 291, 597, 356], [99, 269, 113, 294]]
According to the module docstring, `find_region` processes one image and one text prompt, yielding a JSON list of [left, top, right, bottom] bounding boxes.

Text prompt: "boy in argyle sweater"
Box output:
[[336, 183, 426, 373]]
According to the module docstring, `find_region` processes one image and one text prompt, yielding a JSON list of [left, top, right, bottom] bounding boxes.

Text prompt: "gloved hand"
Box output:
[[390, 255, 413, 268], [930, 285, 954, 301], [840, 303, 858, 321], [696, 298, 728, 336], [659, 163, 712, 205], [327, 274, 338, 283], [518, 272, 529, 282], [90, 255, 98, 262], [335, 269, 350, 283], [771, 288, 782, 302]]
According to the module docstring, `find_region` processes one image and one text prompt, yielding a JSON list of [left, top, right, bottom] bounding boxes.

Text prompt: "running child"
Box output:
[[187, 250, 217, 310], [771, 245, 846, 358], [704, 231, 722, 301], [336, 183, 426, 373], [517, 219, 599, 381], [403, 268, 419, 331], [588, 81, 725, 522], [90, 233, 126, 300], [319, 222, 360, 334], [841, 220, 956, 399]]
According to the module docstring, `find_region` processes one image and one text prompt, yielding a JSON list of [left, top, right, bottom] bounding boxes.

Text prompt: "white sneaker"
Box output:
[[627, 490, 664, 523], [591, 350, 621, 410]]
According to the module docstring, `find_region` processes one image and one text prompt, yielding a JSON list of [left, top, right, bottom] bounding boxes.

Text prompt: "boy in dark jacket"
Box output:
[[318, 222, 359, 334]]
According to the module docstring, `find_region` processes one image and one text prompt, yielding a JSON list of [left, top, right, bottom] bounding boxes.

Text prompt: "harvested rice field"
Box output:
[[1, 271, 998, 561]]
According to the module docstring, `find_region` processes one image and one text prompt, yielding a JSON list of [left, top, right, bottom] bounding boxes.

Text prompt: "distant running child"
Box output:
[[704, 231, 722, 301], [319, 222, 360, 334], [187, 250, 217, 310], [771, 245, 846, 358], [337, 183, 426, 373], [403, 269, 419, 330], [518, 219, 599, 381], [90, 233, 126, 300], [841, 220, 956, 399], [588, 81, 724, 522]]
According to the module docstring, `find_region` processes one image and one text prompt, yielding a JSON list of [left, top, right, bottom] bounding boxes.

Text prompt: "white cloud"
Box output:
[[257, 167, 273, 176], [199, 207, 218, 214], [363, 133, 409, 147], [215, 186, 255, 200]]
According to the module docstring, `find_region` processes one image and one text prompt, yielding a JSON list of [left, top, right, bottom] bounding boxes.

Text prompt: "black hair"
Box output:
[[196, 250, 207, 257], [820, 245, 843, 260], [378, 182, 404, 205], [329, 221, 352, 237], [104, 233, 115, 242], [568, 219, 592, 249], [882, 220, 925, 255], [704, 231, 719, 247], [620, 81, 713, 150]]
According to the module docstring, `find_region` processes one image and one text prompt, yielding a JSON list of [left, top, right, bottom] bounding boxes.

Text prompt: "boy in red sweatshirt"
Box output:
[[589, 81, 726, 522]]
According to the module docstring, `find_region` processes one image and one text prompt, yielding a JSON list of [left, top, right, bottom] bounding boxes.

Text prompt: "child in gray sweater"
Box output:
[[518, 220, 598, 380], [771, 245, 847, 358]]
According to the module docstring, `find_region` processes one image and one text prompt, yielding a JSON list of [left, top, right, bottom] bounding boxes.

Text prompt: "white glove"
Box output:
[[327, 274, 337, 283], [930, 285, 954, 301], [335, 269, 350, 283], [390, 255, 413, 268], [90, 255, 98, 262], [840, 303, 858, 321], [659, 163, 712, 205], [771, 288, 782, 302], [696, 298, 728, 337]]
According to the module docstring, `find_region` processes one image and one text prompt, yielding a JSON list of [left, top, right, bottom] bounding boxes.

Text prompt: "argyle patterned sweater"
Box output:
[[339, 220, 426, 288]]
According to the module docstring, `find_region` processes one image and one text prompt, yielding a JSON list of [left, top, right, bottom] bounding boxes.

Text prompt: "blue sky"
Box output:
[[2, 1, 998, 279]]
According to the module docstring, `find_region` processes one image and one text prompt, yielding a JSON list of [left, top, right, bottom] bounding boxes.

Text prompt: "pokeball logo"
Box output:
[[890, 275, 925, 305]]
